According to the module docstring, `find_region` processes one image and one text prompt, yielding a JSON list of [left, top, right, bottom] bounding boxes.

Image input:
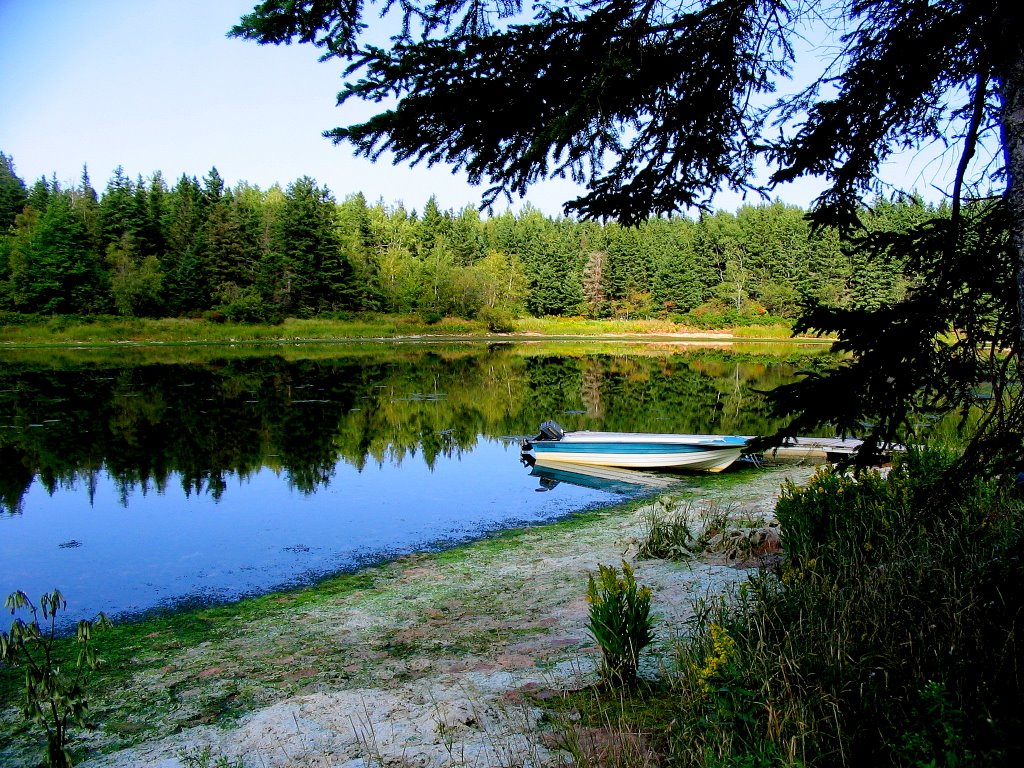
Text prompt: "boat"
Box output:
[[521, 421, 751, 472]]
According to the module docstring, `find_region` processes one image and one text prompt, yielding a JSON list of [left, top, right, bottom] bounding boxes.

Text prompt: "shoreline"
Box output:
[[33, 464, 816, 768], [0, 333, 833, 351], [0, 315, 834, 349]]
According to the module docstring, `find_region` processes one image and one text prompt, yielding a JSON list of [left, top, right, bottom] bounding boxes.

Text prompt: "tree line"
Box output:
[[0, 152, 945, 327]]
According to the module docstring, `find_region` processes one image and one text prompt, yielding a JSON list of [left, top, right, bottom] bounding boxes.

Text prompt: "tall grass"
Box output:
[[0, 313, 491, 345], [0, 312, 815, 346], [563, 450, 1023, 766], [668, 451, 1023, 766]]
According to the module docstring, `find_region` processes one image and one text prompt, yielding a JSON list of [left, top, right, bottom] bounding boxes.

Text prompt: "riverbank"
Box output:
[[1, 464, 816, 768], [0, 313, 829, 348]]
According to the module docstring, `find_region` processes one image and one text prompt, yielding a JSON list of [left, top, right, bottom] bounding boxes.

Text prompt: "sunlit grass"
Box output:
[[0, 314, 492, 345], [0, 313, 820, 347]]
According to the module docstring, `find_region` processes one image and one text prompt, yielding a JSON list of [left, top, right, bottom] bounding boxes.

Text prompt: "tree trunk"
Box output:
[[998, 17, 1024, 353]]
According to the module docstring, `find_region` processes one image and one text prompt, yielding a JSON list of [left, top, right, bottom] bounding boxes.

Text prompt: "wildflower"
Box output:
[[695, 623, 737, 693]]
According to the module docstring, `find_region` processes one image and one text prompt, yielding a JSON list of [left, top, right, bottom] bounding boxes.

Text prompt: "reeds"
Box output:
[[567, 449, 1023, 766]]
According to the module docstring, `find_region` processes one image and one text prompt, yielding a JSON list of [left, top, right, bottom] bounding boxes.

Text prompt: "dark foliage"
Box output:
[[231, 0, 1024, 473]]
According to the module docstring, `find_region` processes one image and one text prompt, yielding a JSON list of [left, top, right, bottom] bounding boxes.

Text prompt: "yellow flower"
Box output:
[[694, 623, 737, 693]]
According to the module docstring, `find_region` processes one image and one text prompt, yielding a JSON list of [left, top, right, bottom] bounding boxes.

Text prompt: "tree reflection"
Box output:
[[0, 344, 824, 513]]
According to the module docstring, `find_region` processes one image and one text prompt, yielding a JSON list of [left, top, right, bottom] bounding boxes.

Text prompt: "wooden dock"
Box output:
[[751, 436, 903, 464]]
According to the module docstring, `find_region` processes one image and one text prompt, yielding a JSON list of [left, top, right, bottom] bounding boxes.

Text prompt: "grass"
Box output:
[[0, 312, 821, 347], [0, 313, 484, 345], [552, 450, 1024, 767]]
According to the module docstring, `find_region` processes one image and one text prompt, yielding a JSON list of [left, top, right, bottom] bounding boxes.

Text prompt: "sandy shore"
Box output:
[[70, 464, 814, 768]]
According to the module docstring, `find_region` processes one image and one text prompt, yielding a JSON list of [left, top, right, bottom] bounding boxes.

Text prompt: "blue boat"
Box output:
[[523, 421, 751, 472]]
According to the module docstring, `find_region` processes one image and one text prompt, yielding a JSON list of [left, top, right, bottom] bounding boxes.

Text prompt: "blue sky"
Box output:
[[0, 0, 587, 215], [0, 1, 966, 217]]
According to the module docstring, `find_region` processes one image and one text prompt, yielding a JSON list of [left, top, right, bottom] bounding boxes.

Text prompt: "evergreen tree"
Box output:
[[26, 177, 50, 213], [801, 224, 849, 308], [337, 192, 380, 311], [202, 167, 225, 208], [416, 195, 449, 259], [0, 152, 28, 231], [72, 165, 101, 251], [142, 171, 169, 261], [8, 191, 104, 313], [844, 196, 935, 311], [271, 176, 350, 314], [448, 205, 485, 266], [738, 202, 809, 317], [524, 216, 584, 316], [603, 223, 653, 315], [203, 188, 251, 303], [99, 166, 138, 246], [649, 216, 707, 314], [163, 175, 208, 314]]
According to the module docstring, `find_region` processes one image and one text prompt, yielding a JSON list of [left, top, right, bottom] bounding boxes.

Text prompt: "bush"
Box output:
[[586, 560, 655, 685], [661, 450, 1024, 765], [216, 292, 283, 325], [1, 590, 111, 768], [477, 306, 516, 333]]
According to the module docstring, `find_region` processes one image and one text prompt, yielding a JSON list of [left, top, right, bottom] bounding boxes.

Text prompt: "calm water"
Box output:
[[0, 341, 827, 626]]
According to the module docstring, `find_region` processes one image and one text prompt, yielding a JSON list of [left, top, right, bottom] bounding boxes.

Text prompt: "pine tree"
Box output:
[[416, 195, 449, 259], [0, 152, 28, 231], [9, 191, 104, 313], [99, 166, 138, 246], [72, 166, 101, 251], [649, 216, 706, 314], [141, 171, 168, 261], [337, 192, 379, 310], [272, 176, 350, 314], [163, 175, 208, 314]]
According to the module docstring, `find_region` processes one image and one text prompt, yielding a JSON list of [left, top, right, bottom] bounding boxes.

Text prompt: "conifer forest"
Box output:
[[0, 152, 947, 326]]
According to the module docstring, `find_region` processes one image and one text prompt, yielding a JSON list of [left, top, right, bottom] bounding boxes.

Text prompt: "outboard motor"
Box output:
[[538, 420, 565, 441]]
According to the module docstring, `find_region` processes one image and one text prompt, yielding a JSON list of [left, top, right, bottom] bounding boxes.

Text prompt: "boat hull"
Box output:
[[528, 431, 749, 471]]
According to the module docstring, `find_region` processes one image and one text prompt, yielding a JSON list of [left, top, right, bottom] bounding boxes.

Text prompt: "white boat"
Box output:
[[522, 421, 751, 472]]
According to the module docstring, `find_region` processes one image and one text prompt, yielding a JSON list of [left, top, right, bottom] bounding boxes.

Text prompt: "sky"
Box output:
[[0, 0, 590, 216], [0, 1, 972, 218]]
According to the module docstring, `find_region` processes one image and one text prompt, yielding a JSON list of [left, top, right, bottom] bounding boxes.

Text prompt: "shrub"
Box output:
[[0, 590, 111, 768], [586, 560, 655, 685], [477, 306, 517, 333], [216, 293, 283, 325], [662, 449, 1024, 765]]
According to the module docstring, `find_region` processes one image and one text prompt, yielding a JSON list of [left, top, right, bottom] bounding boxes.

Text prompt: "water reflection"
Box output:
[[0, 343, 819, 514], [525, 458, 682, 493]]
